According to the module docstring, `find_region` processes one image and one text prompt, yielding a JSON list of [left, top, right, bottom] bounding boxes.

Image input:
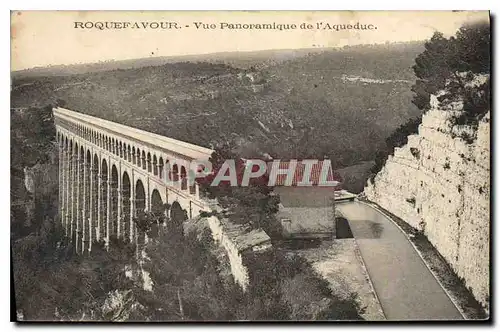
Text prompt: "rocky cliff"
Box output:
[[364, 91, 490, 308]]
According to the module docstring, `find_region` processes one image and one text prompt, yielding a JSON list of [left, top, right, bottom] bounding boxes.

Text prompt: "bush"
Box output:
[[370, 117, 422, 176], [412, 22, 490, 136], [371, 22, 490, 179], [242, 248, 364, 320], [196, 143, 281, 236]]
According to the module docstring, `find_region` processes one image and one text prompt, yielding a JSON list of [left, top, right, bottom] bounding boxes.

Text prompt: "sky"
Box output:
[[11, 10, 489, 71]]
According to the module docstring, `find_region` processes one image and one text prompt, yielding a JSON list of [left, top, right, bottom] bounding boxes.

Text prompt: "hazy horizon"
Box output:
[[12, 41, 427, 72]]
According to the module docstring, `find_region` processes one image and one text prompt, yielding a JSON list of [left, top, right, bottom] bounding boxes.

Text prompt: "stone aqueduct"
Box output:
[[54, 107, 214, 253]]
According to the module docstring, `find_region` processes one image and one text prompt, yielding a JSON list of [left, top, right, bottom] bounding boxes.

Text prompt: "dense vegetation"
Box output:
[[11, 106, 57, 238], [370, 117, 422, 177], [413, 22, 490, 145], [196, 143, 282, 237], [13, 195, 363, 321], [138, 219, 363, 321], [412, 22, 490, 117]]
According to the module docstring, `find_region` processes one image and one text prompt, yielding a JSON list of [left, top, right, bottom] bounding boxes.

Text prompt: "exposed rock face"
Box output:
[[364, 95, 490, 308], [23, 167, 35, 194], [101, 289, 143, 321]]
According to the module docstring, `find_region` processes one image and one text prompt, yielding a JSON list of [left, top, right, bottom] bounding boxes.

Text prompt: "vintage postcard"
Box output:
[[10, 10, 490, 322]]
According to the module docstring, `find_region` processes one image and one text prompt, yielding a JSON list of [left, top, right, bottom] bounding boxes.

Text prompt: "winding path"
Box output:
[[337, 201, 463, 320]]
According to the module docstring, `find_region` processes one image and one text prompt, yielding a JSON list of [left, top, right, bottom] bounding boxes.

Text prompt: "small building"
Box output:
[[267, 160, 344, 239], [278, 204, 336, 239]]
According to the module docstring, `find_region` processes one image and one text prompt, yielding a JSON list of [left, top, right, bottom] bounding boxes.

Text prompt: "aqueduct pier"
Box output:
[[54, 107, 214, 254]]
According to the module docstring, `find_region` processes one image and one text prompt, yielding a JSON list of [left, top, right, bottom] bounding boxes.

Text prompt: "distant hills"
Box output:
[[12, 47, 333, 79], [11, 42, 425, 187]]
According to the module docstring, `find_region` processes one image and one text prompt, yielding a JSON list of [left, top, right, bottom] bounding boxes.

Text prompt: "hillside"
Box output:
[[12, 48, 328, 79], [11, 42, 424, 171]]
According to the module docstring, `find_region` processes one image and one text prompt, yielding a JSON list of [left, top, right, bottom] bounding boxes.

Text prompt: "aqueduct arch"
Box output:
[[122, 171, 131, 242], [54, 107, 213, 253], [151, 189, 164, 215]]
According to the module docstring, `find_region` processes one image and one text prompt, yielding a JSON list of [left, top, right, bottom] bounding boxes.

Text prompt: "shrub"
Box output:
[[412, 22, 490, 139], [410, 147, 421, 159], [406, 197, 416, 207], [371, 117, 422, 176], [242, 248, 364, 320], [196, 143, 281, 236]]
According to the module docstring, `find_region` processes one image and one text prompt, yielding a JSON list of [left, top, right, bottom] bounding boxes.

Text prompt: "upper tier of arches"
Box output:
[[54, 107, 213, 191]]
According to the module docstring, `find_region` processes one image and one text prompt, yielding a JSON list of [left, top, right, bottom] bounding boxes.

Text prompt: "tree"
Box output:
[[242, 248, 364, 320], [370, 116, 423, 177], [56, 98, 67, 108], [196, 142, 280, 235], [371, 21, 491, 178], [11, 105, 58, 239], [12, 218, 138, 321], [11, 105, 56, 169], [136, 225, 240, 321], [411, 21, 490, 123]]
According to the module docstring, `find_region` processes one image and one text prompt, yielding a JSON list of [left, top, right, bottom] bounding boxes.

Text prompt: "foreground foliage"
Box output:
[[13, 212, 364, 321]]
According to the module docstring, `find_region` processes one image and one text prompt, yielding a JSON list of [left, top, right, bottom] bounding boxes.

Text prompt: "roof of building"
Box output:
[[274, 186, 339, 207], [266, 160, 342, 186]]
